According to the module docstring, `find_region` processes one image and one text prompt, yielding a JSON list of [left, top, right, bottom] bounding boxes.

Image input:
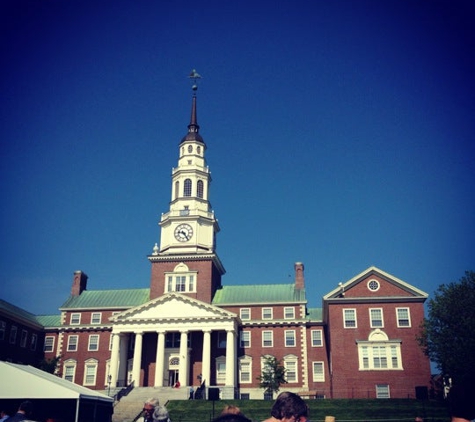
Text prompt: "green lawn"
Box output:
[[166, 399, 449, 422]]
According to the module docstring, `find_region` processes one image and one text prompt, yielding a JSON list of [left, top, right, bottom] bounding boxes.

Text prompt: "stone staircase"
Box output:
[[112, 386, 188, 422]]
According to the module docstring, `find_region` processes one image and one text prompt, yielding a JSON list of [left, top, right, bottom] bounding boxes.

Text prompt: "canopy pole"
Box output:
[[75, 398, 80, 422]]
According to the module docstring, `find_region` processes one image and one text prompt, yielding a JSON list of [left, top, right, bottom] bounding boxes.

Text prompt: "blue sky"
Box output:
[[1, 0, 474, 315]]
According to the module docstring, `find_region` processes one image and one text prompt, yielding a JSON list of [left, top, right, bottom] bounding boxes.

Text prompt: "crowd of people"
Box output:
[[1, 384, 474, 422]]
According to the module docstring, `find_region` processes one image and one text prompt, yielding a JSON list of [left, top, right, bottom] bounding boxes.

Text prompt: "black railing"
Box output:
[[113, 380, 134, 403]]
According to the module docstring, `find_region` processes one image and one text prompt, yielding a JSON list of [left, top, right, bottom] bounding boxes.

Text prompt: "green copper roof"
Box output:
[[60, 288, 150, 310], [35, 314, 61, 327], [306, 307, 323, 322], [212, 284, 306, 305]]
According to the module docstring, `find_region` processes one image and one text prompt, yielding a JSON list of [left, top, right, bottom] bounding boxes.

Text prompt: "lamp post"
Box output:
[[107, 374, 112, 396]]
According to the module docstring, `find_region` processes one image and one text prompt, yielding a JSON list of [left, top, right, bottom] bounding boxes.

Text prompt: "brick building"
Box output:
[[2, 84, 431, 399]]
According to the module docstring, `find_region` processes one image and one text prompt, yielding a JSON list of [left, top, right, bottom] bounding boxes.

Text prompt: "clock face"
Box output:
[[174, 224, 193, 242]]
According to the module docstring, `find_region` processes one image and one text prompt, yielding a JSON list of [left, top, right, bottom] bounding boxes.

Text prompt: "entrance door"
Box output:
[[168, 369, 179, 386]]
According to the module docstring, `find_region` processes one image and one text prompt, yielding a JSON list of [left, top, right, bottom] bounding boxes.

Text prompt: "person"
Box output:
[[0, 411, 9, 422], [262, 392, 309, 422], [448, 382, 475, 422], [153, 405, 171, 422], [221, 406, 242, 416], [188, 386, 194, 399], [5, 401, 34, 422], [414, 417, 423, 422], [212, 414, 252, 422], [137, 398, 160, 422], [173, 380, 180, 388]]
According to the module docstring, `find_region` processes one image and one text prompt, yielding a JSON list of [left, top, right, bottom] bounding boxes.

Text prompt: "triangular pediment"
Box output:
[[323, 266, 428, 300], [111, 292, 237, 323]]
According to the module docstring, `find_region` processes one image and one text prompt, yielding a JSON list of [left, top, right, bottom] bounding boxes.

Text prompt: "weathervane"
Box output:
[[189, 69, 202, 92]]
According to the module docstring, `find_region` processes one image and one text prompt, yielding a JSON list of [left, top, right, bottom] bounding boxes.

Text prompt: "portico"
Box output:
[[108, 293, 238, 391]]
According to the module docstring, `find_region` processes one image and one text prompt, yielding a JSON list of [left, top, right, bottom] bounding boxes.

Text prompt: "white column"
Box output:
[[225, 329, 235, 387], [202, 330, 211, 386], [132, 332, 143, 387], [118, 334, 129, 386], [179, 330, 188, 386], [109, 333, 121, 387], [154, 331, 165, 387]]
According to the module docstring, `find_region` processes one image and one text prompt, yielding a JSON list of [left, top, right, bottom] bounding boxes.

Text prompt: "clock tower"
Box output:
[[149, 72, 225, 303]]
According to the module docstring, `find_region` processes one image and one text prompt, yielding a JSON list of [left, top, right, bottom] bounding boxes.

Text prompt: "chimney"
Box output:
[[71, 271, 88, 296], [294, 262, 305, 289]]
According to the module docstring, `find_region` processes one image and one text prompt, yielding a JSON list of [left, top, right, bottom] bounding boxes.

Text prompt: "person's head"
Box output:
[[221, 405, 242, 416], [18, 401, 33, 417], [153, 405, 170, 422], [415, 417, 423, 422], [143, 398, 159, 418], [212, 414, 252, 422], [270, 392, 308, 422]]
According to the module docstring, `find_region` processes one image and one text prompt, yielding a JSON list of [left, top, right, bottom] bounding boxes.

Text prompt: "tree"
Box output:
[[418, 271, 475, 384], [257, 356, 287, 395], [38, 356, 61, 374]]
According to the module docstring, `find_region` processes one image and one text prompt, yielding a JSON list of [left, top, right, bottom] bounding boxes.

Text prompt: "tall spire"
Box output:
[[181, 69, 204, 145]]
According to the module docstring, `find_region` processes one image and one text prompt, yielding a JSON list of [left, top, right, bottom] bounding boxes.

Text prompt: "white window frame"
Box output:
[[396, 307, 411, 327], [262, 330, 273, 347], [370, 308, 384, 328], [239, 356, 252, 384], [285, 330, 296, 347], [165, 264, 197, 293], [20, 329, 28, 348], [312, 361, 325, 382], [9, 325, 17, 344], [88, 334, 100, 351], [91, 312, 102, 324], [376, 384, 390, 398], [240, 308, 250, 320], [30, 333, 38, 350], [67, 335, 78, 352], [216, 356, 226, 384], [44, 336, 55, 352], [63, 359, 77, 383], [284, 307, 295, 319], [84, 359, 98, 386], [343, 308, 357, 328], [262, 307, 273, 320], [358, 343, 402, 370], [240, 331, 250, 348], [284, 355, 298, 383], [311, 330, 323, 347], [70, 313, 81, 325]]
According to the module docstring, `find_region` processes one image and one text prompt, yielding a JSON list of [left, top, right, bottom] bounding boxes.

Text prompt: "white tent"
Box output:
[[0, 361, 113, 422]]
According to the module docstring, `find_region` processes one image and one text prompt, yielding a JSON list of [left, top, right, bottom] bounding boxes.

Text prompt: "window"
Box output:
[[30, 333, 37, 351], [239, 356, 252, 383], [44, 336, 55, 352], [311, 330, 323, 347], [165, 264, 198, 293], [216, 357, 226, 384], [70, 313, 81, 325], [284, 307, 295, 319], [175, 181, 179, 199], [67, 335, 78, 352], [9, 326, 17, 344], [262, 331, 273, 347], [217, 332, 227, 348], [165, 332, 181, 348], [285, 330, 296, 347], [358, 344, 402, 370], [312, 362, 325, 382], [396, 308, 411, 327], [91, 313, 102, 324], [184, 179, 192, 196], [0, 320, 5, 340], [370, 308, 384, 328], [368, 279, 380, 291], [109, 333, 114, 351], [376, 384, 390, 399], [176, 276, 186, 291], [84, 359, 98, 386], [240, 331, 250, 348], [20, 330, 28, 348], [197, 180, 204, 198], [240, 308, 250, 320], [88, 335, 100, 351], [262, 308, 273, 320], [343, 309, 357, 328], [63, 360, 76, 383], [284, 356, 298, 383]]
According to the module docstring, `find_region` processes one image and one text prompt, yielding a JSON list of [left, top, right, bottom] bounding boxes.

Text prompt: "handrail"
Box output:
[[113, 380, 134, 403]]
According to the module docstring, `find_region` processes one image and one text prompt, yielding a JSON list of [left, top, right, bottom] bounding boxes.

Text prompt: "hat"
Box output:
[[153, 406, 170, 422]]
